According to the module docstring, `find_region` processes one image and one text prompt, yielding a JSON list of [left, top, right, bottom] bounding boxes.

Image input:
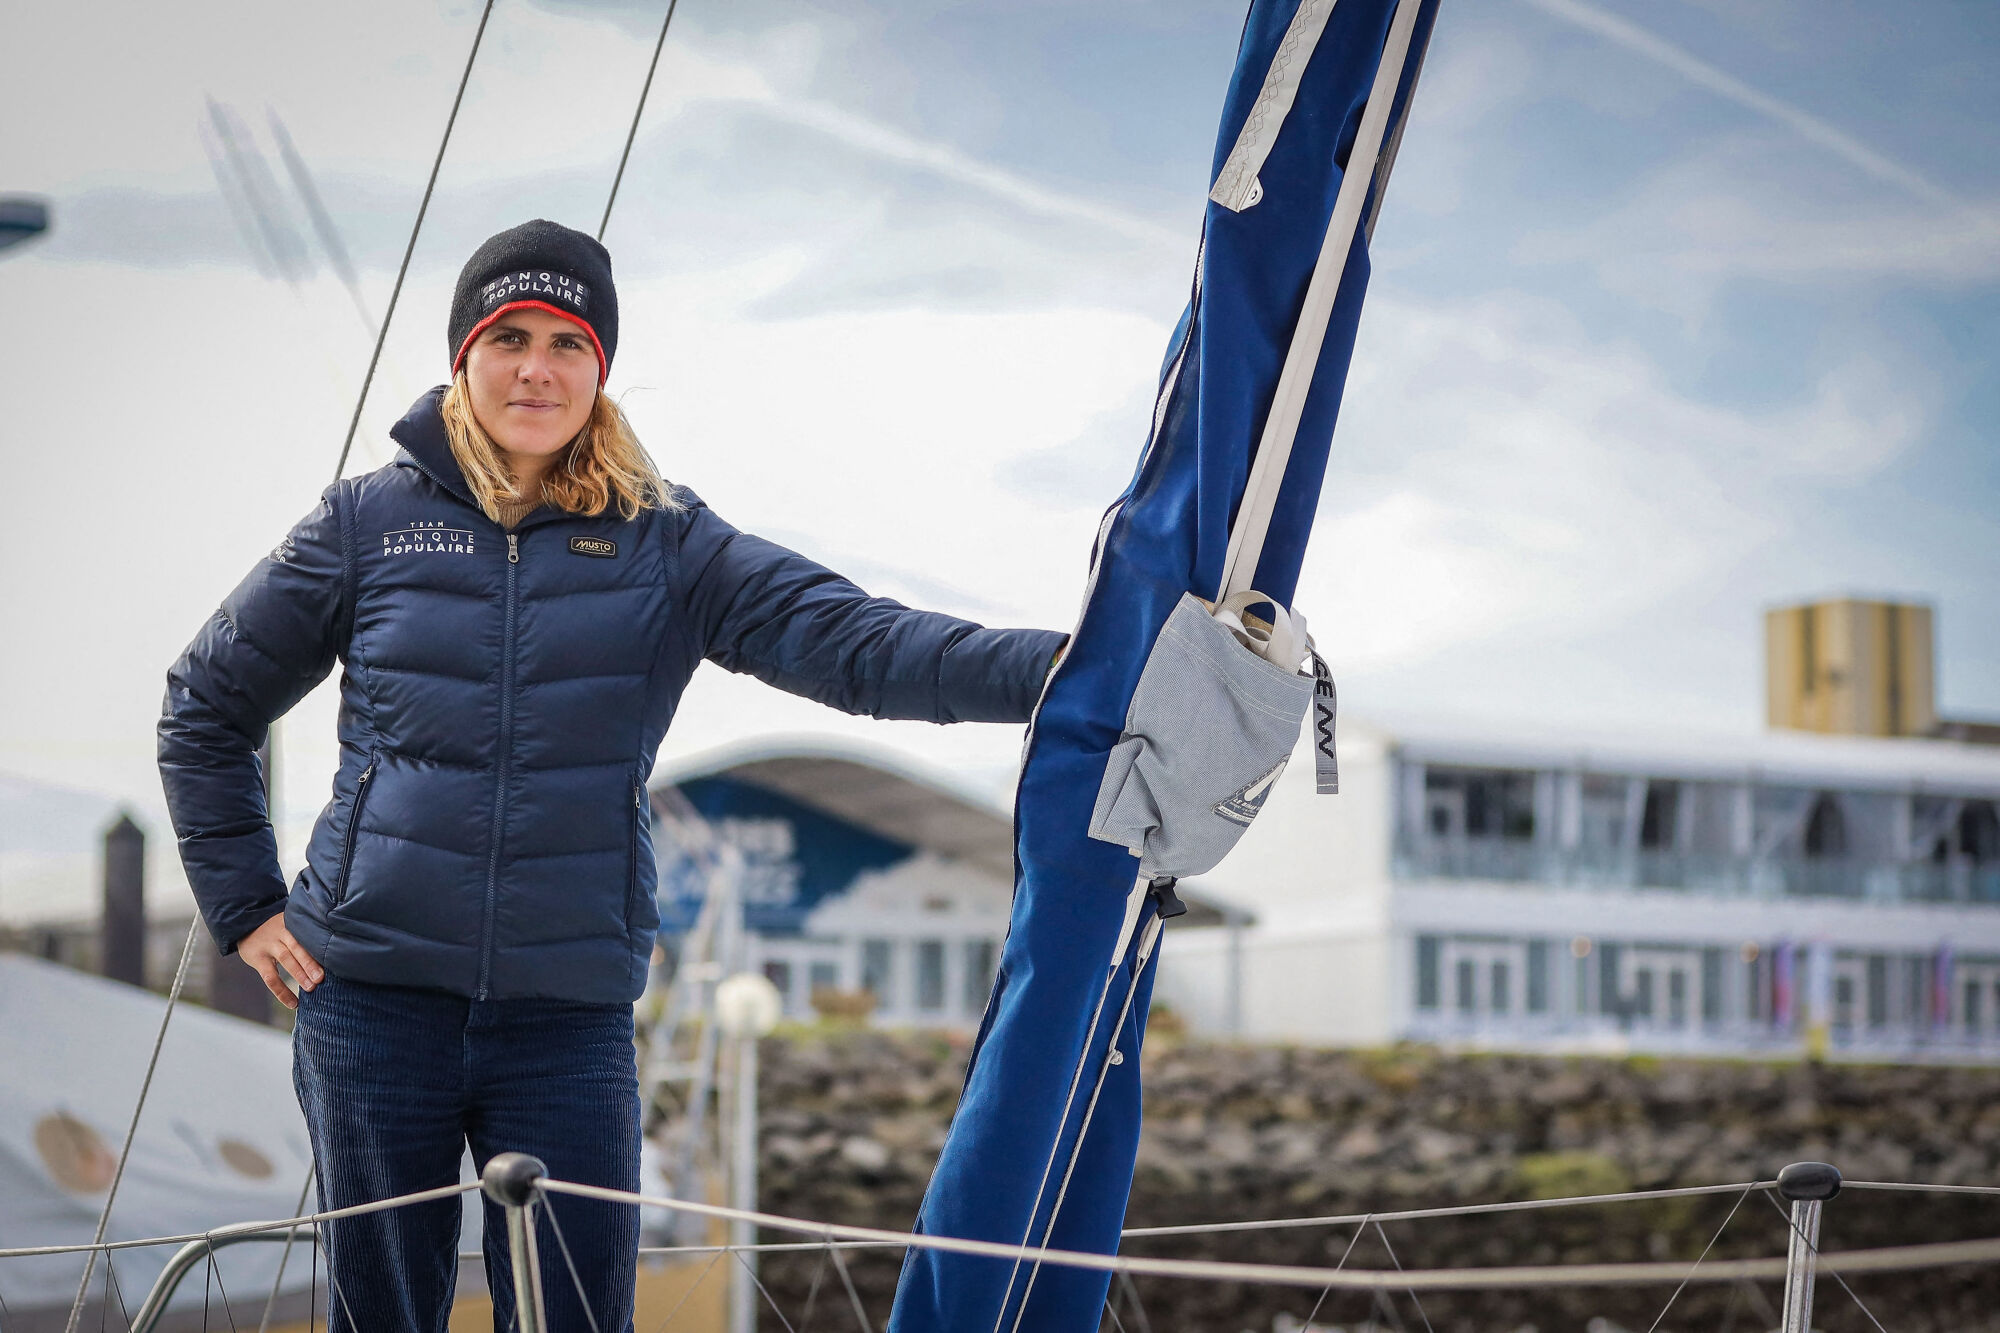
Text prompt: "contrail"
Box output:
[[761, 95, 1190, 254], [1523, 0, 1963, 210]]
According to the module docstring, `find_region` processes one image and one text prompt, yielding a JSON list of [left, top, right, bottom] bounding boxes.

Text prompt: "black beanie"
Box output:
[[448, 219, 617, 384]]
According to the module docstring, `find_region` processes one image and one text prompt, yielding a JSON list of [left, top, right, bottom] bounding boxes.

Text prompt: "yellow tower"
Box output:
[[1766, 597, 1936, 738]]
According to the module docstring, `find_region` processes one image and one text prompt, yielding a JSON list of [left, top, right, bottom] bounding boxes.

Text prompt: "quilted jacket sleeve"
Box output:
[[158, 487, 350, 953], [679, 497, 1064, 725]]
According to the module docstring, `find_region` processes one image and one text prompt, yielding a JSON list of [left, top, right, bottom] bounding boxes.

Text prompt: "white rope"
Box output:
[[20, 1171, 2000, 1300], [1120, 1180, 1771, 1238], [62, 917, 201, 1333], [537, 1177, 2000, 1292]]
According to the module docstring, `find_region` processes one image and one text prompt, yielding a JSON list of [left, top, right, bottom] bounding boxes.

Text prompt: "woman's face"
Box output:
[[463, 307, 600, 473]]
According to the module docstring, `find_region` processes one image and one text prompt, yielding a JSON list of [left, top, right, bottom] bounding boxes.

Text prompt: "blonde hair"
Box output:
[[440, 374, 678, 522]]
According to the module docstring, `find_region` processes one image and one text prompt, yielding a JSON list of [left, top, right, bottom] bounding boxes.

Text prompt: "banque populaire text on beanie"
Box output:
[[448, 219, 618, 385]]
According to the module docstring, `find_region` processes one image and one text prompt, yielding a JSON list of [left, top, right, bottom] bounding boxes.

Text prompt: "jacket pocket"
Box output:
[[333, 755, 378, 908], [1087, 592, 1316, 879]]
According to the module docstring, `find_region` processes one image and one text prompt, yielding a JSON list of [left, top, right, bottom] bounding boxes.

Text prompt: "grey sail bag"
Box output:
[[1088, 590, 1335, 879]]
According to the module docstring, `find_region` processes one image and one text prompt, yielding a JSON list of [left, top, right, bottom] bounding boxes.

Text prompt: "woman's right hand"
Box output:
[[238, 912, 324, 1010]]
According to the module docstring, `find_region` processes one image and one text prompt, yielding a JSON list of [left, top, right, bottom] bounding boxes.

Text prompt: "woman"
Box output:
[[158, 218, 1064, 1331]]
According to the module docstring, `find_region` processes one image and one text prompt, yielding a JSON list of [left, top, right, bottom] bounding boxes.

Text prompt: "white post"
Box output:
[[1225, 910, 1244, 1037], [728, 1031, 756, 1333], [717, 972, 783, 1333]]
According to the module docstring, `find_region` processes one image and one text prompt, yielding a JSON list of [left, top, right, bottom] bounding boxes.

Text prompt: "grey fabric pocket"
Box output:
[[1088, 592, 1315, 878]]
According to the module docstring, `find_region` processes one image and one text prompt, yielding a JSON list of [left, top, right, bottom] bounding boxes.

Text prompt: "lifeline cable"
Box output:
[[331, 0, 497, 483], [599, 0, 682, 240]]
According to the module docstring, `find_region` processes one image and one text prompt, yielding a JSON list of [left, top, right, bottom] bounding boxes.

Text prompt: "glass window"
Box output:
[[1905, 957, 1930, 1027], [1490, 960, 1512, 1015], [861, 939, 893, 1005], [1865, 956, 1889, 1027], [1633, 967, 1655, 1020], [1455, 959, 1476, 1013], [1701, 949, 1724, 1024], [1579, 775, 1629, 853], [1416, 936, 1441, 1009], [1425, 767, 1536, 840], [1667, 970, 1688, 1027], [964, 939, 998, 1014], [809, 960, 839, 997], [1639, 781, 1681, 850], [916, 940, 946, 1012], [1526, 941, 1549, 1014], [1965, 979, 1983, 1030], [763, 960, 793, 1008]]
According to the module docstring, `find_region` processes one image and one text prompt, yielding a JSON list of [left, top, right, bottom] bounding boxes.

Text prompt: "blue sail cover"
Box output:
[[888, 2, 1441, 1329]]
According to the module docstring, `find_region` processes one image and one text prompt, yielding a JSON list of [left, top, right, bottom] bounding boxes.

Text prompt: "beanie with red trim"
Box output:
[[448, 219, 617, 384]]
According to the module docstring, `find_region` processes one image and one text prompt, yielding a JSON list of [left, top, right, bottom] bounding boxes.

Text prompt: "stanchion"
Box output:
[[484, 1152, 550, 1333], [1777, 1160, 1841, 1333]]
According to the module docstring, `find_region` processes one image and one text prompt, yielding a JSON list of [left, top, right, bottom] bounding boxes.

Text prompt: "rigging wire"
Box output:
[[650, 1249, 727, 1333], [1641, 1182, 1757, 1333], [826, 1240, 875, 1333], [599, 0, 683, 241], [734, 1249, 802, 1333], [1371, 1222, 1435, 1333], [1759, 1188, 1890, 1333], [1300, 1220, 1371, 1330], [541, 1196, 607, 1333], [256, 1168, 318, 1333], [62, 918, 202, 1333], [794, 1238, 834, 1333], [332, 0, 497, 483]]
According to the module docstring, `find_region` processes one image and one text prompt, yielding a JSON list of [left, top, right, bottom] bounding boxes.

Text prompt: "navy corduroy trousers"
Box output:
[[293, 974, 641, 1332]]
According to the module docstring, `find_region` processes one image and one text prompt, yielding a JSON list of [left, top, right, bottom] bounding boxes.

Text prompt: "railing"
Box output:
[[1395, 836, 2000, 906], [10, 1155, 2000, 1333]]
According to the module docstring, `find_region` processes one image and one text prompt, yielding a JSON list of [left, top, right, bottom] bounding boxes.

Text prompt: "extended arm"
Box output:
[[158, 487, 350, 954], [680, 499, 1064, 724]]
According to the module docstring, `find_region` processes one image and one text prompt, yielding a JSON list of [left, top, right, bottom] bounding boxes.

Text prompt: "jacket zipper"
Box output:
[[477, 532, 521, 997], [333, 759, 376, 906], [625, 780, 645, 929]]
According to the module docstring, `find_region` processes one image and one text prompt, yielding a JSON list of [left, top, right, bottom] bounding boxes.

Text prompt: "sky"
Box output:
[[1, 0, 1996, 920]]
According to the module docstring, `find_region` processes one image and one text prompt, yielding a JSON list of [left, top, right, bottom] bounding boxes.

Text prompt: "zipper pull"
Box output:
[[507, 533, 520, 564]]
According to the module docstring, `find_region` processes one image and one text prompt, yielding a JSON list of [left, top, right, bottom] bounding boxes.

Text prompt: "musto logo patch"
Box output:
[[382, 522, 476, 556]]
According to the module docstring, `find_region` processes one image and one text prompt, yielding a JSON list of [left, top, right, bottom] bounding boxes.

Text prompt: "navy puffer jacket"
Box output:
[[159, 389, 1063, 1004]]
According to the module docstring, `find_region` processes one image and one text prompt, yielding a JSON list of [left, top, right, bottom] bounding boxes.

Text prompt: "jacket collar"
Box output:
[[389, 387, 479, 508]]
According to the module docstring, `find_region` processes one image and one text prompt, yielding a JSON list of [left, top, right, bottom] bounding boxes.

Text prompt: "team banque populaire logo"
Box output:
[[382, 520, 476, 556]]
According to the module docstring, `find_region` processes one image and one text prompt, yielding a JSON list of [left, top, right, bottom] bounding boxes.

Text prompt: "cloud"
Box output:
[[1521, 0, 1967, 211], [1509, 131, 2000, 320], [1297, 291, 1930, 671]]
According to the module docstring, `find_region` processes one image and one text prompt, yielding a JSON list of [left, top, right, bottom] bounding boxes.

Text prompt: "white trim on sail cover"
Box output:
[[1209, 0, 1342, 213], [1216, 0, 1427, 603]]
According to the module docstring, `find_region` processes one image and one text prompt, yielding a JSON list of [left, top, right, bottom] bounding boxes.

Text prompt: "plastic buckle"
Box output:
[[1147, 875, 1188, 920]]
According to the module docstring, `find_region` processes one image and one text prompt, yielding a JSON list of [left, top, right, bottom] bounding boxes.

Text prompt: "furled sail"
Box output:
[[888, 1, 1443, 1328]]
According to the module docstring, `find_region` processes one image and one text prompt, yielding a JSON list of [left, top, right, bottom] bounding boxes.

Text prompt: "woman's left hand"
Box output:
[[237, 911, 324, 1010]]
